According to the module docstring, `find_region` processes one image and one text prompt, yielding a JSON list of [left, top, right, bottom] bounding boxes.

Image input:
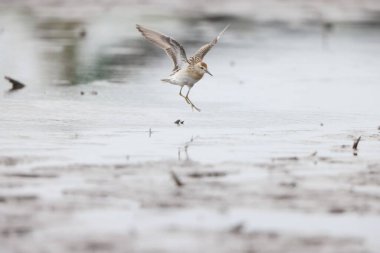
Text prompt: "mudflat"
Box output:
[[1, 1, 380, 252]]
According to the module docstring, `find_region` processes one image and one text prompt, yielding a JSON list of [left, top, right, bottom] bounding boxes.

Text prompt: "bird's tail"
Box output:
[[161, 78, 171, 83]]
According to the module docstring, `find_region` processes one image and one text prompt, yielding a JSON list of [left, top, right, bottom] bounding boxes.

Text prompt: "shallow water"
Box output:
[[1, 8, 380, 165], [1, 3, 380, 253]]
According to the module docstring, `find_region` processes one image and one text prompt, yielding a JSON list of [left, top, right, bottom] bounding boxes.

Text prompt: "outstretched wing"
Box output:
[[190, 25, 230, 64], [136, 24, 189, 72]]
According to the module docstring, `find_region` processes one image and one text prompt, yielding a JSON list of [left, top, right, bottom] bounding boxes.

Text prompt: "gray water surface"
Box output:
[[1, 9, 380, 165]]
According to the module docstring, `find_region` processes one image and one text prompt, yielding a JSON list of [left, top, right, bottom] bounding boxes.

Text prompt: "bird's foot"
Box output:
[[191, 104, 201, 112], [183, 96, 201, 112], [188, 100, 201, 112]]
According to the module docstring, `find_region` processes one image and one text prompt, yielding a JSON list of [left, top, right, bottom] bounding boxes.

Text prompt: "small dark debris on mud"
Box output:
[[322, 22, 334, 32], [0, 194, 38, 203], [2, 173, 57, 178], [148, 128, 153, 137], [0, 156, 20, 166], [1, 226, 32, 237], [174, 119, 184, 125], [187, 171, 227, 178], [229, 222, 244, 234], [4, 76, 25, 92], [329, 207, 346, 214], [272, 156, 299, 161], [310, 151, 318, 157], [271, 193, 296, 200], [279, 181, 297, 188], [78, 28, 87, 38]]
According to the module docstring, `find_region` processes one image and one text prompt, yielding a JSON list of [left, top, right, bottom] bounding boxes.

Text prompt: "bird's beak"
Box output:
[[205, 69, 213, 76]]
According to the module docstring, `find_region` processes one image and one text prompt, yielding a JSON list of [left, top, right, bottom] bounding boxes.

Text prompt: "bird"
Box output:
[[136, 24, 229, 112]]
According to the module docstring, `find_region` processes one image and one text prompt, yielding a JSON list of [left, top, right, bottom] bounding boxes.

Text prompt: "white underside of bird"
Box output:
[[162, 67, 198, 87]]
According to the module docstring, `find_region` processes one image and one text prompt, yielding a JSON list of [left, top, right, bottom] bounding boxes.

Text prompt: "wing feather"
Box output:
[[190, 25, 229, 64], [136, 24, 189, 71]]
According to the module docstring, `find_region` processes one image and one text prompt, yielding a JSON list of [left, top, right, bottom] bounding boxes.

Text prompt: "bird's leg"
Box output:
[[185, 88, 201, 112], [185, 88, 191, 103], [179, 86, 185, 97], [179, 86, 191, 104]]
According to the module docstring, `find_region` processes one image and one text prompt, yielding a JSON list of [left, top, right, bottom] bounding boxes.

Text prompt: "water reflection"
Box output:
[[0, 10, 157, 86], [35, 16, 147, 84]]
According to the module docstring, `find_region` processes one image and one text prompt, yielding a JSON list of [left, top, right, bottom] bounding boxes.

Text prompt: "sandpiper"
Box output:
[[136, 24, 229, 111]]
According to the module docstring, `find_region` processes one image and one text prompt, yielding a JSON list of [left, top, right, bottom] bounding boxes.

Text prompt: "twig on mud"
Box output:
[[170, 171, 184, 187], [352, 136, 361, 150]]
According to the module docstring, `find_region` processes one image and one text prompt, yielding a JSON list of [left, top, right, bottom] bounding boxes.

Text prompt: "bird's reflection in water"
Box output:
[[178, 136, 198, 161]]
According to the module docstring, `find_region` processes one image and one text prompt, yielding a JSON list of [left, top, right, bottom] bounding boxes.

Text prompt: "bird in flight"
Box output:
[[136, 24, 229, 112]]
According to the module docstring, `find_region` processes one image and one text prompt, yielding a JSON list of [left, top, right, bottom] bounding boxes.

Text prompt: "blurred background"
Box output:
[[1, 0, 380, 85]]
